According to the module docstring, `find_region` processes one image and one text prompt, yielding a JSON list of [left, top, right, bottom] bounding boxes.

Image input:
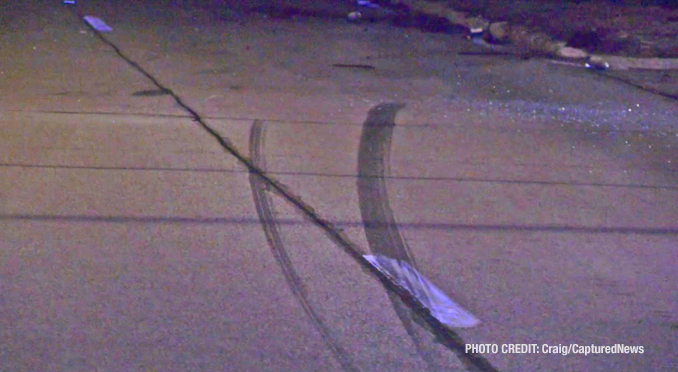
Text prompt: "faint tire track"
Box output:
[[357, 103, 450, 372], [248, 120, 360, 372]]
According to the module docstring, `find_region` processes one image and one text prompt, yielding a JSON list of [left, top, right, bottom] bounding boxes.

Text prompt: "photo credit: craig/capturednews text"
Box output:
[[465, 344, 644, 356]]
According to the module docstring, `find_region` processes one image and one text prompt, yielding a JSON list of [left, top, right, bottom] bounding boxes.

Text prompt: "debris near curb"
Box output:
[[507, 24, 588, 58], [588, 55, 678, 71], [388, 0, 678, 71], [389, 0, 586, 57]]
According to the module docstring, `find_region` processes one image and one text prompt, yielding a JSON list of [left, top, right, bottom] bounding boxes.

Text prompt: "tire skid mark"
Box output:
[[357, 103, 417, 264], [248, 120, 360, 372], [357, 103, 444, 371]]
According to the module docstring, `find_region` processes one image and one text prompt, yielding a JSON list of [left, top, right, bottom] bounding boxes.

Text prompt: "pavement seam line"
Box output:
[[4, 162, 677, 190], [76, 12, 501, 372], [10, 108, 678, 135], [3, 214, 678, 235]]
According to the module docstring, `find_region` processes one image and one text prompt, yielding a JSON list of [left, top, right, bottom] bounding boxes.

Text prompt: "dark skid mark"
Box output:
[[356, 104, 501, 372], [358, 103, 413, 263], [357, 102, 442, 371], [248, 120, 360, 372], [131, 88, 171, 97], [332, 64, 376, 70]]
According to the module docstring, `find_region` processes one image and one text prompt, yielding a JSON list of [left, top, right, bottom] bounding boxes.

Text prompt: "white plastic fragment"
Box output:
[[364, 254, 480, 328], [83, 16, 113, 32]]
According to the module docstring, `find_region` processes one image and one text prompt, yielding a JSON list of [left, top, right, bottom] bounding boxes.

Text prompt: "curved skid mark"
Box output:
[[357, 104, 497, 372], [357, 103, 417, 265], [357, 103, 445, 371], [248, 120, 360, 372]]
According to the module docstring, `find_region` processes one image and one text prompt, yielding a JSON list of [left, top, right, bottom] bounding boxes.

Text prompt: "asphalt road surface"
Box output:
[[1, 1, 677, 371]]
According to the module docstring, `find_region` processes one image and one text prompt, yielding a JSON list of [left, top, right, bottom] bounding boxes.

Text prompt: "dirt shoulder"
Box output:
[[474, 0, 678, 98], [475, 0, 678, 58], [388, 0, 678, 98]]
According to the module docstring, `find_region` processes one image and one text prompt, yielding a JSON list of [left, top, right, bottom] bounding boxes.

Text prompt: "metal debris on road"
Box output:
[[363, 254, 480, 328], [585, 56, 611, 71]]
